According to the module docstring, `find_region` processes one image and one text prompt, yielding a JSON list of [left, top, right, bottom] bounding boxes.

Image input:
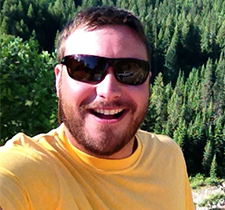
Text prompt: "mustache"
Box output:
[[80, 99, 136, 110]]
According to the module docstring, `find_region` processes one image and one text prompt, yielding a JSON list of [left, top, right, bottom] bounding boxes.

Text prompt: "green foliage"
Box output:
[[189, 173, 223, 189], [0, 0, 225, 178], [202, 140, 213, 174], [145, 59, 225, 177], [0, 0, 76, 51], [0, 33, 57, 145], [210, 154, 218, 180], [189, 173, 207, 189]]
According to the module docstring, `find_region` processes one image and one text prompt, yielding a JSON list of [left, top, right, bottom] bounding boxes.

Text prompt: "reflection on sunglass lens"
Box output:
[[61, 54, 150, 85], [114, 61, 149, 85]]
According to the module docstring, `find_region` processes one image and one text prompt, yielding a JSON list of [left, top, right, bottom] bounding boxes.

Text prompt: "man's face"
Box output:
[[55, 25, 150, 158]]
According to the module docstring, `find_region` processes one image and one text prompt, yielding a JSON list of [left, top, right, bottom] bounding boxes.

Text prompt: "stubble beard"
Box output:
[[58, 84, 149, 158]]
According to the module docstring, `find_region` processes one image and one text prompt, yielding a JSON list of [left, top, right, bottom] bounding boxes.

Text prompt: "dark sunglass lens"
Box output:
[[62, 56, 149, 85], [63, 55, 107, 82], [89, 58, 108, 82], [115, 60, 149, 85], [66, 56, 92, 81]]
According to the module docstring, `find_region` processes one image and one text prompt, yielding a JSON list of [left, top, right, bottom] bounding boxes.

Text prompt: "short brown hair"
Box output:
[[57, 6, 151, 63]]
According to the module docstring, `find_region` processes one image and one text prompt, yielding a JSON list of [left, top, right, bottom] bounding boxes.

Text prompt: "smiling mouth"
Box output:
[[91, 108, 124, 119]]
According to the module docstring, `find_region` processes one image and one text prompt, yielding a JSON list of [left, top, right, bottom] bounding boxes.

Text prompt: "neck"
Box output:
[[101, 137, 137, 160]]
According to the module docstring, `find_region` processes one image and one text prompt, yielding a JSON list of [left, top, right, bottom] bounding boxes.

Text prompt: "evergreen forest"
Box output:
[[0, 0, 225, 178]]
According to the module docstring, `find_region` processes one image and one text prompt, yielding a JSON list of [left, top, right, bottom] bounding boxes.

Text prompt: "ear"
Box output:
[[54, 64, 62, 97]]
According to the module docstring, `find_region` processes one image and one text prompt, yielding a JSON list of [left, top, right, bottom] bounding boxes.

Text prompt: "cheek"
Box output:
[[128, 85, 150, 108], [61, 76, 96, 106]]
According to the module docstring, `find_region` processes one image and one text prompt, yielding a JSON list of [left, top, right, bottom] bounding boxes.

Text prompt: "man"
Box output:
[[0, 6, 194, 210]]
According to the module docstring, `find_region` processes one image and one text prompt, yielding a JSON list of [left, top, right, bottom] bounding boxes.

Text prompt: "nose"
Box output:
[[96, 67, 122, 100]]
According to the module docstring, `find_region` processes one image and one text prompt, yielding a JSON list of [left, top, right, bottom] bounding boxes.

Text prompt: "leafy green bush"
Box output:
[[0, 34, 58, 144], [189, 173, 223, 189], [190, 173, 206, 189]]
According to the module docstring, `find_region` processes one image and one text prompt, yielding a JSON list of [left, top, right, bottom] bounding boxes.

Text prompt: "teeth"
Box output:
[[95, 108, 123, 115]]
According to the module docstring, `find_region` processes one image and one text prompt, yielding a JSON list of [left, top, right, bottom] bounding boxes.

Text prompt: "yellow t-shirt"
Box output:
[[0, 124, 194, 210]]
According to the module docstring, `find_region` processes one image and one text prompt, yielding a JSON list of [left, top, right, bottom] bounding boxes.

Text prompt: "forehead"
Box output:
[[64, 25, 148, 60]]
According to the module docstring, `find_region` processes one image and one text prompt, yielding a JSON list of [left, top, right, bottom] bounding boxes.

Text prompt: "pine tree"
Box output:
[[17, 0, 23, 13], [213, 116, 225, 175], [149, 72, 165, 133], [213, 52, 225, 118], [173, 118, 187, 148], [202, 140, 213, 175], [167, 72, 185, 132], [0, 16, 8, 33], [161, 14, 174, 51], [216, 19, 225, 49], [102, 0, 115, 6], [200, 59, 214, 110], [52, 0, 64, 16], [186, 113, 206, 174], [210, 154, 217, 180], [164, 25, 180, 84], [27, 4, 34, 18], [130, 2, 138, 15], [161, 83, 173, 136], [136, 0, 147, 17], [185, 68, 201, 122]]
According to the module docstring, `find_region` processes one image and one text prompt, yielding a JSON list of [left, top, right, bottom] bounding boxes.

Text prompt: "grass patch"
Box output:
[[189, 173, 206, 189], [190, 174, 225, 209], [189, 173, 223, 189]]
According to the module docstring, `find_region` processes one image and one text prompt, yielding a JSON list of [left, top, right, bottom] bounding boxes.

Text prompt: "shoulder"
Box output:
[[136, 129, 183, 159], [137, 129, 179, 148], [0, 131, 60, 180], [0, 130, 61, 209], [0, 126, 63, 176], [1, 124, 64, 154]]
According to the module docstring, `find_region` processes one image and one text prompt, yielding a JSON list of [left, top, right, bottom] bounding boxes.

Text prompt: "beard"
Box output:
[[58, 81, 149, 157]]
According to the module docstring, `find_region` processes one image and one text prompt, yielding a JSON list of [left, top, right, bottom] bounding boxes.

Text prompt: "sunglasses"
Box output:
[[60, 54, 150, 85]]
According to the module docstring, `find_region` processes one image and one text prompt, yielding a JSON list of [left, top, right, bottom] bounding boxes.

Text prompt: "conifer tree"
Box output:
[[164, 25, 180, 84], [161, 83, 173, 136], [130, 1, 138, 15], [216, 19, 225, 49], [148, 73, 165, 133], [27, 4, 34, 18], [200, 59, 214, 110], [213, 116, 225, 175], [167, 72, 185, 132], [52, 0, 64, 17], [173, 118, 187, 148], [102, 0, 115, 6], [17, 0, 23, 13], [0, 17, 8, 33], [185, 68, 201, 121], [213, 53, 225, 118], [186, 113, 206, 174], [210, 154, 217, 180], [136, 0, 147, 17], [202, 140, 213, 175]]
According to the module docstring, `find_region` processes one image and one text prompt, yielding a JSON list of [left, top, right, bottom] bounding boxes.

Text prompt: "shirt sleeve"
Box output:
[[0, 167, 31, 210], [0, 138, 60, 210]]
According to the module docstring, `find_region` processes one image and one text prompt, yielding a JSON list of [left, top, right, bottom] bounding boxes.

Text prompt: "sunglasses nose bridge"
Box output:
[[105, 59, 115, 71], [106, 59, 118, 76], [100, 59, 115, 80], [96, 69, 123, 100]]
